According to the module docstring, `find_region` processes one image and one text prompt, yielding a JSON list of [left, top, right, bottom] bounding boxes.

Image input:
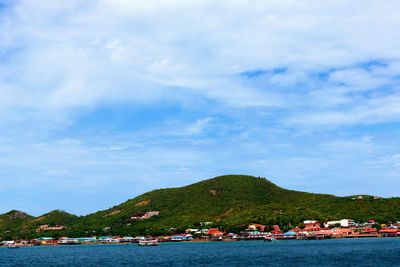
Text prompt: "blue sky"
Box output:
[[1, 0, 400, 216]]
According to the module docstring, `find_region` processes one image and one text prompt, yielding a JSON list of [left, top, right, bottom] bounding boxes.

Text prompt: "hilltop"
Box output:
[[1, 175, 400, 239]]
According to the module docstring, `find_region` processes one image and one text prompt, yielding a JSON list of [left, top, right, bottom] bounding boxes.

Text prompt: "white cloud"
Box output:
[[2, 0, 400, 116], [187, 117, 214, 135]]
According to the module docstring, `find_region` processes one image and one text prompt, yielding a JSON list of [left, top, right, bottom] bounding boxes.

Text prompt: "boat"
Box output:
[[7, 244, 21, 249], [211, 236, 223, 241], [264, 236, 278, 242], [137, 239, 159, 246], [58, 238, 80, 245]]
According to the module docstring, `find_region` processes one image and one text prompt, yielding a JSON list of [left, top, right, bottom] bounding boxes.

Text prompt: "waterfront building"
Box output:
[[340, 219, 356, 227], [246, 224, 266, 232], [170, 234, 193, 241], [379, 227, 399, 237], [208, 228, 223, 237]]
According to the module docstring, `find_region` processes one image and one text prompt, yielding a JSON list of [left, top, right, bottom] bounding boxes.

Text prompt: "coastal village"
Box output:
[[2, 218, 400, 247]]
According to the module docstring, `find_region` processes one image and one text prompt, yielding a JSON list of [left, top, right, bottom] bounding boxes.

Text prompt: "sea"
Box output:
[[1, 238, 399, 266]]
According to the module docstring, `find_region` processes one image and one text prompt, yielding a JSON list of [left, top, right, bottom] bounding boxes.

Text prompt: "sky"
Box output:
[[1, 0, 400, 216]]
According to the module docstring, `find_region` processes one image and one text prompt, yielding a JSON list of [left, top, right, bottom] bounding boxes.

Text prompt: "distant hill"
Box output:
[[1, 175, 400, 239], [0, 210, 33, 240], [0, 210, 78, 239]]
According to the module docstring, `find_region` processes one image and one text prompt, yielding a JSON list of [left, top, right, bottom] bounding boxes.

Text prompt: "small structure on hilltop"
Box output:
[[36, 225, 66, 233], [130, 211, 159, 220]]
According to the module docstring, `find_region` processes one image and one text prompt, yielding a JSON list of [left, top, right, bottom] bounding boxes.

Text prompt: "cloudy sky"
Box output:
[[1, 0, 400, 215]]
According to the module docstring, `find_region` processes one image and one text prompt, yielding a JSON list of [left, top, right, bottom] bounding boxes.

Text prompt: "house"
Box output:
[[58, 237, 79, 245], [316, 229, 334, 236], [326, 219, 355, 228], [303, 220, 321, 231], [246, 224, 266, 232], [271, 225, 282, 234], [185, 228, 199, 234], [332, 228, 354, 236], [226, 233, 238, 239], [325, 221, 341, 227], [208, 228, 223, 236], [36, 224, 66, 232], [360, 228, 378, 234], [76, 237, 97, 243], [121, 236, 134, 243], [130, 211, 159, 220], [303, 220, 319, 224], [288, 227, 302, 233], [98, 236, 120, 243], [170, 234, 193, 241], [379, 227, 399, 237], [34, 237, 57, 245], [1, 241, 15, 246], [340, 219, 356, 227]]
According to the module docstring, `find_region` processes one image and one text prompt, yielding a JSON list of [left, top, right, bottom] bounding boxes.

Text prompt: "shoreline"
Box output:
[[3, 235, 400, 248]]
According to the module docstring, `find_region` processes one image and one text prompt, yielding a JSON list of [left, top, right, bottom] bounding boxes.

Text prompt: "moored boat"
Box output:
[[264, 236, 278, 242], [137, 239, 159, 246], [7, 244, 21, 249]]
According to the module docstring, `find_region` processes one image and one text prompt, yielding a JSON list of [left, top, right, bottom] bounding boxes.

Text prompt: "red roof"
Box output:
[[208, 228, 223, 236], [379, 228, 398, 233], [362, 228, 377, 233]]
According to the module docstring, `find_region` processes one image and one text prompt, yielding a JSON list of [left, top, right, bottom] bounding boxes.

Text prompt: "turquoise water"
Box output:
[[1, 238, 399, 266]]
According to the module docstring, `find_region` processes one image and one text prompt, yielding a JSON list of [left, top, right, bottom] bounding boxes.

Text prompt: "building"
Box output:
[[34, 237, 58, 245], [246, 224, 266, 232], [332, 228, 354, 236], [130, 211, 159, 220], [325, 221, 341, 227], [303, 220, 319, 225], [325, 219, 355, 228], [303, 221, 321, 231], [58, 238, 79, 245], [36, 224, 66, 232], [379, 227, 399, 237], [271, 225, 283, 234], [170, 234, 193, 241], [77, 237, 97, 243], [340, 219, 356, 227], [208, 228, 223, 236]]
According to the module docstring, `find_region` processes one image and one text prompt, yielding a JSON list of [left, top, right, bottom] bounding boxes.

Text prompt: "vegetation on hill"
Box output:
[[0, 210, 33, 240], [1, 175, 400, 239]]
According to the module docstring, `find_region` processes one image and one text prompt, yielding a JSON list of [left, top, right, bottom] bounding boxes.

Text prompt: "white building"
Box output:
[[325, 221, 341, 227], [303, 220, 318, 224], [340, 219, 356, 227], [325, 219, 356, 228]]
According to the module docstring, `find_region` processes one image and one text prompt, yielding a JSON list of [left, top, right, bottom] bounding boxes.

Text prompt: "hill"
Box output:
[[0, 210, 78, 240], [0, 210, 33, 240], [1, 175, 400, 239], [70, 175, 400, 236]]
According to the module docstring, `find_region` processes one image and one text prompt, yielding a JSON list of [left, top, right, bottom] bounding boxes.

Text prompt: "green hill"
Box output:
[[0, 210, 33, 240], [69, 175, 400, 236], [0, 210, 78, 240], [1, 175, 400, 239]]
